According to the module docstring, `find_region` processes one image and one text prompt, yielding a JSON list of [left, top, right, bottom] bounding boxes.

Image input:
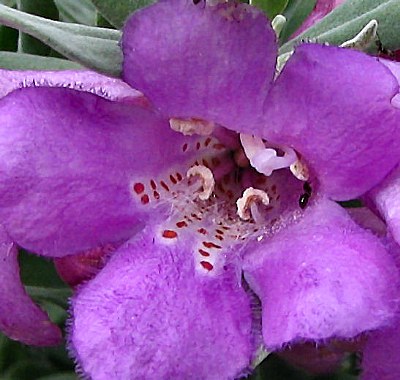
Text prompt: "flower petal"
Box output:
[[369, 164, 400, 246], [122, 0, 277, 132], [361, 237, 400, 380], [54, 243, 117, 287], [70, 227, 254, 380], [0, 226, 62, 346], [0, 87, 197, 257], [243, 198, 399, 349], [361, 319, 400, 380], [262, 44, 400, 200], [347, 206, 387, 237], [0, 69, 146, 105]]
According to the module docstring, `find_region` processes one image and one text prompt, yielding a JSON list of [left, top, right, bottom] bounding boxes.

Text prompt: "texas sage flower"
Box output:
[[1, 0, 400, 379]]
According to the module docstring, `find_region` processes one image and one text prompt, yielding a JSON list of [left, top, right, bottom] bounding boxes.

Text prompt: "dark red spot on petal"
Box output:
[[213, 143, 225, 150], [141, 194, 150, 204], [198, 228, 207, 235], [153, 191, 160, 200], [203, 241, 222, 249], [191, 213, 202, 221], [176, 172, 183, 181], [134, 183, 145, 194], [170, 175, 177, 184], [200, 261, 214, 271], [162, 230, 178, 239], [160, 181, 170, 191], [204, 137, 212, 147], [150, 180, 157, 190], [198, 249, 210, 257], [215, 235, 223, 241], [176, 221, 188, 228], [182, 143, 188, 152], [196, 142, 201, 150]]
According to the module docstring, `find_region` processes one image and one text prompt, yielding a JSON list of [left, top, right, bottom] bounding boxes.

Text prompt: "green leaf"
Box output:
[[18, 0, 59, 55], [251, 0, 288, 20], [92, 0, 155, 29], [26, 287, 71, 309], [0, 24, 18, 51], [280, 0, 400, 54], [279, 0, 317, 43], [0, 51, 83, 69], [54, 0, 97, 26], [20, 250, 68, 288], [36, 374, 78, 380], [0, 4, 122, 76], [0, 0, 15, 6]]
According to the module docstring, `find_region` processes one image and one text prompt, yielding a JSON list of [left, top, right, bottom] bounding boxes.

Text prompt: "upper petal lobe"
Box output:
[[122, 0, 277, 132], [262, 44, 400, 200]]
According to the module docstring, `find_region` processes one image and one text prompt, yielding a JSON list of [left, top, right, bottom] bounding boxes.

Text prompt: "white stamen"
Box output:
[[170, 118, 215, 136], [237, 187, 270, 221], [340, 20, 378, 51], [240, 134, 297, 176], [289, 158, 309, 181], [271, 14, 286, 38], [187, 165, 215, 201]]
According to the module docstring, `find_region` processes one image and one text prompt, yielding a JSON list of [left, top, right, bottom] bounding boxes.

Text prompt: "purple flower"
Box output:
[[1, 0, 400, 378]]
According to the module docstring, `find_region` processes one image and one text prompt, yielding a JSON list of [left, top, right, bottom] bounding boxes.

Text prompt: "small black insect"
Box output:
[[299, 181, 312, 209], [298, 193, 310, 209]]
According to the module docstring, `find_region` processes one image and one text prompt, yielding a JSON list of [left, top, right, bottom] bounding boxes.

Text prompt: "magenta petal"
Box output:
[[70, 228, 253, 380], [0, 69, 146, 105], [347, 207, 387, 237], [361, 237, 400, 380], [262, 44, 400, 200], [369, 165, 400, 246], [243, 198, 399, 349], [0, 87, 193, 257], [122, 0, 277, 132], [0, 226, 61, 346], [361, 319, 400, 380]]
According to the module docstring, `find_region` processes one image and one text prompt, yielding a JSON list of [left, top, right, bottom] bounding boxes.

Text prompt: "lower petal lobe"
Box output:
[[0, 226, 61, 346], [361, 317, 400, 380], [243, 198, 400, 349], [70, 226, 253, 380]]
